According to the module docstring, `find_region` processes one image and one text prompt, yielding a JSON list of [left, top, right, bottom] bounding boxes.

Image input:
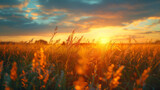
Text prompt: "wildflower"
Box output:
[[38, 74, 43, 80], [73, 77, 88, 90], [109, 65, 125, 89], [21, 70, 28, 87], [105, 64, 114, 80], [40, 48, 46, 68], [10, 62, 17, 81], [43, 70, 49, 84], [0, 61, 3, 79], [98, 84, 101, 90], [136, 67, 151, 87], [32, 53, 39, 72], [99, 77, 105, 82], [5, 87, 10, 90], [32, 48, 46, 72]]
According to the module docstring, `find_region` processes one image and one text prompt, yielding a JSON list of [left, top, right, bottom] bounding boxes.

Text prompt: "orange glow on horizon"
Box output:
[[98, 37, 110, 44]]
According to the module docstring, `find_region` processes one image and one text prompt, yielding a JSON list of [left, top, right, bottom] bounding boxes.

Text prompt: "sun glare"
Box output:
[[99, 37, 109, 44]]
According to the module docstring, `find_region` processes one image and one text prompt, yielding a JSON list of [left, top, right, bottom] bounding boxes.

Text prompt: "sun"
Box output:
[[99, 37, 109, 44]]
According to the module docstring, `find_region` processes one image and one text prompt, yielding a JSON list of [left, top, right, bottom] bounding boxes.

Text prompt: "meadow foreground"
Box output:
[[0, 43, 160, 90]]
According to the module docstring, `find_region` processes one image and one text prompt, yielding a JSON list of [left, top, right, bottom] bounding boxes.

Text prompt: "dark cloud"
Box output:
[[38, 0, 160, 28], [138, 31, 160, 34], [0, 0, 20, 5], [38, 0, 98, 11], [0, 8, 51, 36], [38, 0, 160, 16], [0, 0, 160, 35]]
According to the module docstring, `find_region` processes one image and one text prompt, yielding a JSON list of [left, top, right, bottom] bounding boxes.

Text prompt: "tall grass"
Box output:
[[0, 34, 160, 90]]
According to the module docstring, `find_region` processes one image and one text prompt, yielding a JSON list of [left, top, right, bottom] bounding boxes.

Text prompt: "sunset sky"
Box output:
[[0, 0, 160, 43]]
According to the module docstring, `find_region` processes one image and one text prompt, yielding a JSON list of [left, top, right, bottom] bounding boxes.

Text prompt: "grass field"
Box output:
[[0, 40, 160, 89]]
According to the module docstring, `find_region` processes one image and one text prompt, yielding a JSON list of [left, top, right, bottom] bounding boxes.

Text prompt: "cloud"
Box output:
[[0, 0, 20, 5], [31, 13, 39, 16], [0, 7, 51, 36], [31, 17, 38, 20], [0, 0, 160, 36], [138, 31, 160, 34], [124, 16, 160, 31], [25, 9, 31, 12], [36, 0, 160, 31], [36, 5, 43, 8], [0, 5, 10, 9], [111, 35, 145, 42], [0, 0, 30, 9]]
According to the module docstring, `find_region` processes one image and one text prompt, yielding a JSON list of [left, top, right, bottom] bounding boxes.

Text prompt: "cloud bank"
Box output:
[[0, 0, 160, 36]]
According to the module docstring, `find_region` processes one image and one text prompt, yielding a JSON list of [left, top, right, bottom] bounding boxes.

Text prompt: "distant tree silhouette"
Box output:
[[35, 39, 48, 44], [155, 40, 160, 44]]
